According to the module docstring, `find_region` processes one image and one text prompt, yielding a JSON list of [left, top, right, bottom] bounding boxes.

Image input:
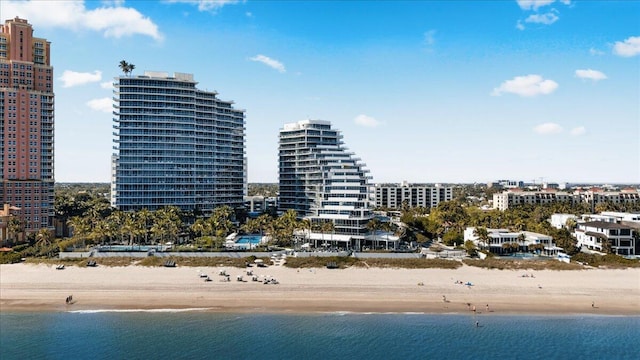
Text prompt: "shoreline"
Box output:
[[2, 264, 639, 315]]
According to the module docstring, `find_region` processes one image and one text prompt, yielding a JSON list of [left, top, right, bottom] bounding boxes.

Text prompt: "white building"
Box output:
[[487, 180, 524, 189], [464, 227, 560, 255], [574, 221, 636, 256], [550, 214, 578, 229], [374, 182, 453, 209], [243, 196, 277, 215], [492, 188, 639, 211], [278, 120, 375, 250]]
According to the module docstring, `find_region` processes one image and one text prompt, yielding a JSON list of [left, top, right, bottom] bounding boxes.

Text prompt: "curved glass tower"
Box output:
[[111, 71, 245, 214], [278, 120, 373, 249]]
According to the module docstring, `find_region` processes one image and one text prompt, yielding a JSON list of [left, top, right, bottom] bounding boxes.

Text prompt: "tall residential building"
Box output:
[[374, 182, 453, 209], [0, 18, 54, 235], [278, 120, 373, 249], [111, 71, 245, 213]]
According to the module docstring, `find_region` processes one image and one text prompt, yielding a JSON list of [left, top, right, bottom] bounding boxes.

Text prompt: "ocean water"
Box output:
[[1, 311, 638, 359]]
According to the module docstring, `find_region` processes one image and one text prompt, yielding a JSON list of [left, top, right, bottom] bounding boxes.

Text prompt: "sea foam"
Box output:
[[68, 307, 212, 314]]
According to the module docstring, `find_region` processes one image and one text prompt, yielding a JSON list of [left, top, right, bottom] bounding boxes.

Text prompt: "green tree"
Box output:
[[151, 206, 182, 245], [442, 230, 463, 247], [367, 218, 382, 250], [68, 216, 91, 247], [321, 220, 335, 248], [35, 229, 54, 257], [464, 240, 478, 257], [7, 217, 23, 246], [119, 60, 135, 76], [473, 227, 489, 250]]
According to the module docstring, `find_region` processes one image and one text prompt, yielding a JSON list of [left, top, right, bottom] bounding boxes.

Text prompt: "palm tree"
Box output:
[[7, 217, 23, 246], [367, 218, 382, 250], [321, 220, 335, 249], [473, 227, 490, 251], [517, 233, 526, 253], [121, 212, 138, 246], [381, 221, 394, 250], [119, 60, 135, 76], [137, 208, 153, 244], [35, 229, 53, 257], [296, 218, 311, 249], [68, 216, 91, 248], [151, 206, 182, 246]]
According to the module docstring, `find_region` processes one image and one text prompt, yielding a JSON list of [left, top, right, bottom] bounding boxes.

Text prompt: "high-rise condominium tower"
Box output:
[[111, 71, 245, 213], [0, 18, 54, 235], [278, 120, 373, 249]]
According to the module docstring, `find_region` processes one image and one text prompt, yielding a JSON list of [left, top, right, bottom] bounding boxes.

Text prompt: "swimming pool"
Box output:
[[235, 235, 263, 245]]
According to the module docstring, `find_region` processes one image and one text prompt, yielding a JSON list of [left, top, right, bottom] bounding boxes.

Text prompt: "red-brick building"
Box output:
[[1, 17, 54, 236]]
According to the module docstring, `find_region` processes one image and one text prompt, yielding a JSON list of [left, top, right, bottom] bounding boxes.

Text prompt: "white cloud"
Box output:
[[100, 81, 114, 89], [59, 70, 102, 88], [164, 0, 243, 12], [613, 36, 640, 57], [250, 55, 286, 73], [491, 74, 558, 97], [525, 11, 559, 25], [424, 30, 436, 46], [1, 0, 162, 40], [516, 21, 525, 31], [86, 97, 113, 113], [516, 0, 555, 10], [354, 114, 381, 128], [534, 122, 563, 135], [575, 69, 607, 81], [570, 126, 586, 136], [589, 48, 604, 56]]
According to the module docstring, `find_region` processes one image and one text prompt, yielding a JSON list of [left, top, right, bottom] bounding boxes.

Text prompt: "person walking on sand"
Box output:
[[486, 304, 490, 312]]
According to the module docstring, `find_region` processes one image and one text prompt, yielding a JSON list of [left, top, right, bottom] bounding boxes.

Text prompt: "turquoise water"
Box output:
[[1, 312, 638, 359], [236, 235, 262, 245]]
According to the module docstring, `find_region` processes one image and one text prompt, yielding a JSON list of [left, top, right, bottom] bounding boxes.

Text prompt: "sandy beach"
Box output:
[[1, 263, 639, 315]]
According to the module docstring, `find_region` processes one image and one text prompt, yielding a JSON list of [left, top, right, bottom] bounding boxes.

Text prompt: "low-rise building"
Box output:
[[574, 221, 636, 255], [464, 227, 560, 256], [492, 188, 639, 211], [0, 204, 22, 245], [487, 180, 524, 189], [550, 214, 578, 229], [243, 196, 277, 216]]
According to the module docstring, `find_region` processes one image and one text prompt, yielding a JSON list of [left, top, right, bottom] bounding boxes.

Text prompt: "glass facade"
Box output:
[[111, 72, 245, 214], [278, 120, 373, 239]]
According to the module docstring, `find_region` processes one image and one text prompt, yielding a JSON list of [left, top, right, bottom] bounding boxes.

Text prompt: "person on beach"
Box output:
[[486, 304, 490, 312], [442, 295, 447, 302]]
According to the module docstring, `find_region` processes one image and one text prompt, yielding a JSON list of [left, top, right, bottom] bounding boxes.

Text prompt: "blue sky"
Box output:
[[2, 0, 639, 184]]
